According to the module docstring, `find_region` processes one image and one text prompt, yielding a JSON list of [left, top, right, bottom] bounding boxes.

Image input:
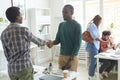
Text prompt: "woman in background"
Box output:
[[86, 15, 108, 80]]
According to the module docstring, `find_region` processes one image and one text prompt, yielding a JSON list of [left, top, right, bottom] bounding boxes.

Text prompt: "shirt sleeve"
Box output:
[[88, 24, 99, 40], [72, 24, 82, 55], [53, 23, 61, 45], [25, 28, 46, 46]]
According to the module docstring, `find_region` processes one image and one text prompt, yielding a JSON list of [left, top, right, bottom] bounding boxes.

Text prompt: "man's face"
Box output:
[[16, 12, 23, 24], [62, 7, 73, 21]]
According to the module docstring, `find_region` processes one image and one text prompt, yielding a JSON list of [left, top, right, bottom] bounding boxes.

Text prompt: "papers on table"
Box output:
[[52, 69, 63, 77], [105, 49, 116, 53], [99, 51, 120, 58]]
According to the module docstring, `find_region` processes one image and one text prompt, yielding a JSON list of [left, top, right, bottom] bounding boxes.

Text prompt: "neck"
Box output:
[[66, 18, 73, 22]]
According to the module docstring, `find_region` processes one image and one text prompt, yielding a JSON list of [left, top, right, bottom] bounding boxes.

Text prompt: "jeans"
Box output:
[[99, 59, 117, 73], [86, 43, 98, 76]]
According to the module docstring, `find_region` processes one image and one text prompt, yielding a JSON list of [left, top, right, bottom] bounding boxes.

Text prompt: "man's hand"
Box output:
[[46, 40, 54, 48], [61, 59, 73, 70], [61, 54, 74, 70]]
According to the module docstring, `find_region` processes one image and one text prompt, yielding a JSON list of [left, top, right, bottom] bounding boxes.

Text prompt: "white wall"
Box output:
[[25, 0, 50, 27], [30, 0, 50, 8], [50, 0, 65, 39], [0, 0, 11, 17], [0, 0, 11, 71], [0, 0, 11, 35]]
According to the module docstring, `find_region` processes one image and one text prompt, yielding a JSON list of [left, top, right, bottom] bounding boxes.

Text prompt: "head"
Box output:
[[5, 6, 22, 24], [92, 15, 102, 27], [102, 31, 111, 41], [62, 4, 74, 21]]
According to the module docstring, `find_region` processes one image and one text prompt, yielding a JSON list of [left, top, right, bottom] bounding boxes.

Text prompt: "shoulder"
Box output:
[[1, 28, 7, 39], [73, 20, 81, 26], [58, 21, 66, 29], [1, 24, 10, 38], [14, 24, 30, 32], [20, 26, 29, 31], [72, 20, 81, 29], [59, 21, 66, 26], [88, 23, 96, 30], [89, 23, 96, 28]]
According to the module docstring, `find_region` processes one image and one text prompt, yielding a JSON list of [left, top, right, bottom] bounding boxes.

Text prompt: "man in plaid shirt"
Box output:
[[1, 7, 47, 80]]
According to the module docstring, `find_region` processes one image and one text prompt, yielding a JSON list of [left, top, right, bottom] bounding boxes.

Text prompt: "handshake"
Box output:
[[46, 40, 54, 48]]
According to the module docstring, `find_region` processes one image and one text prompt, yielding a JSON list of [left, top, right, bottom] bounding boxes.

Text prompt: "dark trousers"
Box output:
[[99, 59, 117, 73]]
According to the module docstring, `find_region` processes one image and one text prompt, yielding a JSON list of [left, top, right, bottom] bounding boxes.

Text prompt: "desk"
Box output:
[[95, 50, 120, 80], [33, 65, 79, 80], [0, 65, 78, 80]]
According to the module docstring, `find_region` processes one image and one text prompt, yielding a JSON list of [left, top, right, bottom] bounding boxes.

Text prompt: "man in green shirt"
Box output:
[[48, 4, 82, 78]]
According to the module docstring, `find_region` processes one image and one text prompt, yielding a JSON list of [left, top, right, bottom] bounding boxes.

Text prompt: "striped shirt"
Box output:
[[1, 23, 46, 73]]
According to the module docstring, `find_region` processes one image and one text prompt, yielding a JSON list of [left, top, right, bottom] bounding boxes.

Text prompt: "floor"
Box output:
[[101, 73, 117, 80], [0, 60, 117, 80]]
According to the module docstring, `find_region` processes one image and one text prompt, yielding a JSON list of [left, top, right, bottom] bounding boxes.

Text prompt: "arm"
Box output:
[[25, 28, 46, 46], [47, 24, 61, 48], [96, 38, 107, 43], [72, 24, 82, 56], [53, 24, 61, 45], [88, 25, 108, 43], [109, 37, 116, 50]]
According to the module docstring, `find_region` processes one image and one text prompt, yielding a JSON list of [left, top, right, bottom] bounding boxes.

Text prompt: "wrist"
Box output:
[[53, 41, 56, 45], [70, 54, 74, 60]]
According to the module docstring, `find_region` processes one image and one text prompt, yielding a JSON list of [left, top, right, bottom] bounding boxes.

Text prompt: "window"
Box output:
[[86, 0, 99, 26], [103, 0, 120, 43], [67, 1, 83, 31]]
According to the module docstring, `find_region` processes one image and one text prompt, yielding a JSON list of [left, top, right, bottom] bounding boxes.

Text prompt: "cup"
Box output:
[[63, 70, 69, 78]]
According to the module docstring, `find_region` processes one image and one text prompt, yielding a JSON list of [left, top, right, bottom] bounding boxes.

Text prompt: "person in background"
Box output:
[[1, 7, 49, 80], [99, 30, 117, 79], [47, 4, 82, 80], [85, 15, 108, 80]]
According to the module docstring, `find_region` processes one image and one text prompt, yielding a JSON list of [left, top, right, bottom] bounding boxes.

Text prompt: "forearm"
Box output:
[[30, 35, 46, 46], [25, 28, 46, 46], [53, 40, 60, 45], [96, 38, 108, 43]]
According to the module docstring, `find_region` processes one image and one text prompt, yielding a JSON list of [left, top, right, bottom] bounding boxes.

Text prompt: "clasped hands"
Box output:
[[46, 40, 54, 48]]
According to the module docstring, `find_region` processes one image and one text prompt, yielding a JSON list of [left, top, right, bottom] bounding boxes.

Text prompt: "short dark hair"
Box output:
[[5, 6, 20, 23], [102, 31, 111, 36], [64, 4, 74, 12]]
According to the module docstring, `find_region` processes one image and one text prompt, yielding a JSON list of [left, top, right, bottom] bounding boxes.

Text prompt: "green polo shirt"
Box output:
[[54, 20, 82, 56]]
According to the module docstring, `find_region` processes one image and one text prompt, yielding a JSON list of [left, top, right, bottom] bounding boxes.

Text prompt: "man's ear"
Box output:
[[71, 11, 74, 15], [16, 16, 20, 20]]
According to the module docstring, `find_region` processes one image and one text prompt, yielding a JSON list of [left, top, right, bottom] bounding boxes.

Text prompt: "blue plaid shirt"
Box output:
[[1, 23, 46, 73]]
